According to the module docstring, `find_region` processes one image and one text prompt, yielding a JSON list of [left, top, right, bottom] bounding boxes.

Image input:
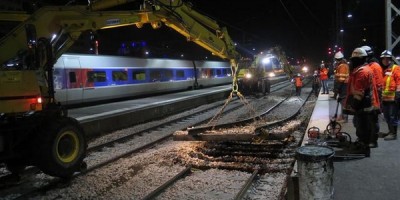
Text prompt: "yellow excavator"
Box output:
[[237, 46, 293, 95], [0, 0, 241, 178]]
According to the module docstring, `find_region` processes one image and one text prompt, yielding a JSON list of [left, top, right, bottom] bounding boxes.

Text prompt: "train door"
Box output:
[[62, 57, 84, 105]]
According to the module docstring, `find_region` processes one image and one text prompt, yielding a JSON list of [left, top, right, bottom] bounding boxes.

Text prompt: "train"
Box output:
[[52, 54, 233, 106]]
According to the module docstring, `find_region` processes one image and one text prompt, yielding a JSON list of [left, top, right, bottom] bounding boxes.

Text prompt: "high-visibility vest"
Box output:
[[382, 64, 400, 101], [346, 64, 380, 112], [320, 68, 328, 80], [369, 62, 383, 89], [335, 62, 349, 82], [294, 77, 302, 87]]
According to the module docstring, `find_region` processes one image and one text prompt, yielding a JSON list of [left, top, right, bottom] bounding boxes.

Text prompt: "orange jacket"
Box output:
[[294, 76, 303, 87], [335, 61, 349, 83], [368, 61, 383, 90], [319, 67, 329, 80], [345, 64, 380, 112], [382, 64, 400, 101]]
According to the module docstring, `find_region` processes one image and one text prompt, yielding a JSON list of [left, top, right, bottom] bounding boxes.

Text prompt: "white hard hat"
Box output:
[[334, 51, 344, 59], [361, 45, 374, 56], [351, 48, 367, 58], [297, 73, 301, 76], [380, 50, 393, 58]]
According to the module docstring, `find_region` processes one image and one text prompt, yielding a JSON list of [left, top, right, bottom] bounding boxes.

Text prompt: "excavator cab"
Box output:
[[0, 24, 87, 178], [0, 24, 44, 115]]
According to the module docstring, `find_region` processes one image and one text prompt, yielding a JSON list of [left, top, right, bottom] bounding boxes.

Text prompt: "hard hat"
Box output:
[[350, 48, 367, 58], [334, 51, 344, 59], [361, 45, 374, 56], [380, 50, 393, 58], [297, 73, 301, 77]]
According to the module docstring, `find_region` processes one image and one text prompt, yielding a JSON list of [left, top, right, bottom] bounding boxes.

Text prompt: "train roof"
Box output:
[[57, 54, 230, 69]]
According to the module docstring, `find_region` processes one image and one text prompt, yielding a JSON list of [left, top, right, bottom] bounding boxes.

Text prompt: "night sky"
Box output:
[[188, 0, 386, 65], [96, 0, 387, 66]]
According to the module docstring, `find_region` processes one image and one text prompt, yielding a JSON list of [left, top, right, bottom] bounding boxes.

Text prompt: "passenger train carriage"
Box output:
[[53, 54, 232, 105]]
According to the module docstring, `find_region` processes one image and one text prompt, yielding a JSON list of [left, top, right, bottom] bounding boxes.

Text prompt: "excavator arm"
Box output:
[[0, 0, 240, 70], [0, 0, 242, 93]]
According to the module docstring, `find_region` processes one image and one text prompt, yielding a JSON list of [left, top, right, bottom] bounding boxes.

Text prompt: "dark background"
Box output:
[[0, 0, 394, 67]]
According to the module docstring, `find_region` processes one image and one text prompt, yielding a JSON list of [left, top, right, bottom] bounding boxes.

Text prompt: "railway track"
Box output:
[[135, 81, 314, 199], [0, 79, 312, 199]]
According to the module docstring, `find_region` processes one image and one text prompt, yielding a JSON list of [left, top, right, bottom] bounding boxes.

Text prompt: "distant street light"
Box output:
[[347, 13, 353, 18]]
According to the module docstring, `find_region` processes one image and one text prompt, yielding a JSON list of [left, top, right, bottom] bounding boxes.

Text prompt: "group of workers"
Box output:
[[328, 46, 399, 156]]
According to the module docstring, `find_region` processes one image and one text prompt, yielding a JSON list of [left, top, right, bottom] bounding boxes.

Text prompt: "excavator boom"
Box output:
[[0, 0, 240, 68]]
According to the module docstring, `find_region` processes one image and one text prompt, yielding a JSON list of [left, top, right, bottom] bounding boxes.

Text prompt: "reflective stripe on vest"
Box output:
[[382, 65, 398, 101]]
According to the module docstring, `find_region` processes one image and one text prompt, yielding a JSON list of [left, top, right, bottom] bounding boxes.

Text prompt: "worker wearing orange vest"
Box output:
[[319, 64, 329, 94], [332, 51, 349, 99], [379, 50, 400, 141], [360, 46, 384, 141], [292, 73, 303, 96], [344, 48, 380, 154], [333, 51, 349, 122], [361, 46, 384, 94]]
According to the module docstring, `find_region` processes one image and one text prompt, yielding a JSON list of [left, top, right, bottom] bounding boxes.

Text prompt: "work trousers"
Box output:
[[382, 101, 399, 126], [296, 86, 302, 96], [353, 112, 378, 144], [321, 80, 329, 94]]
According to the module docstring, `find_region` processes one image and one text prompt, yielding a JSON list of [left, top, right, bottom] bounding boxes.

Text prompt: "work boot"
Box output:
[[368, 133, 378, 148], [384, 133, 397, 140], [368, 141, 378, 148], [377, 132, 389, 138], [346, 141, 370, 157]]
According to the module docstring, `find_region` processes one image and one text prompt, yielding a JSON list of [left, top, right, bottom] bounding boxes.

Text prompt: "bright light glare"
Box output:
[[262, 57, 271, 64], [51, 34, 57, 41], [245, 73, 252, 79], [268, 72, 276, 77]]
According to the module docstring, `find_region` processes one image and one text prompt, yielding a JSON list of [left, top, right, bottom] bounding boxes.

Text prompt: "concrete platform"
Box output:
[[296, 80, 400, 199]]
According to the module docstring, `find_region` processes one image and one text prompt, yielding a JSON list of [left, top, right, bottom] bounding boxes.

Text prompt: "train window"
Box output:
[[222, 69, 226, 76], [133, 70, 146, 81], [87, 71, 106, 82], [210, 69, 215, 77], [227, 68, 232, 76], [216, 69, 221, 76], [150, 70, 161, 82], [112, 71, 128, 81], [164, 70, 173, 80], [176, 70, 185, 78], [69, 72, 77, 83]]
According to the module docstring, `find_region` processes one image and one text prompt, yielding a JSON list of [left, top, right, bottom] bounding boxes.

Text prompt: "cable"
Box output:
[[278, 0, 308, 42], [299, 0, 324, 28]]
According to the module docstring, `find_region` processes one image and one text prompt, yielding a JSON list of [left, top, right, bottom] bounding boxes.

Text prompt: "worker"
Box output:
[[312, 70, 320, 96], [333, 51, 350, 122], [361, 46, 383, 97], [379, 50, 400, 141], [319, 64, 329, 94], [291, 73, 303, 96], [343, 47, 380, 154], [361, 45, 384, 140]]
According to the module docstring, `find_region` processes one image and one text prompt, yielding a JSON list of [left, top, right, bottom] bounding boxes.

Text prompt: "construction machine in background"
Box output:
[[0, 0, 241, 178], [237, 46, 293, 95]]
